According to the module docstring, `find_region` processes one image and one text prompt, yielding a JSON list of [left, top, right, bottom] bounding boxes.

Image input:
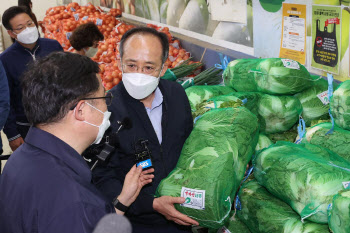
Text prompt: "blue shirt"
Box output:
[[0, 127, 115, 233], [0, 61, 10, 151], [0, 38, 63, 141], [145, 87, 163, 144]]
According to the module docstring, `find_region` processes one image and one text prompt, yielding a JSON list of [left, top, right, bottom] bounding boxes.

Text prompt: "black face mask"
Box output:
[[313, 19, 338, 67]]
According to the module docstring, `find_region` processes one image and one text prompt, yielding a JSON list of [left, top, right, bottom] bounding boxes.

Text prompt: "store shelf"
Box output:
[[120, 13, 255, 60]]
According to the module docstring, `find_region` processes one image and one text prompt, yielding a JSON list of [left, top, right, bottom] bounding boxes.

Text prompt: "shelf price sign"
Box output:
[[279, 3, 307, 65]]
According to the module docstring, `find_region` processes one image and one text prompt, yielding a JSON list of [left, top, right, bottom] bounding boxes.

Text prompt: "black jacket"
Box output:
[[92, 79, 193, 225]]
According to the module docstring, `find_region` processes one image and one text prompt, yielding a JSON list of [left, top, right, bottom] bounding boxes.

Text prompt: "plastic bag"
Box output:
[[156, 108, 259, 229], [254, 141, 350, 223], [328, 190, 350, 233], [237, 180, 330, 233]]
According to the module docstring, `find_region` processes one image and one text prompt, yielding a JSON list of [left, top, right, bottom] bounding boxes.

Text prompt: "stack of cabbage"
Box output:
[[156, 107, 259, 229], [254, 142, 350, 224], [237, 180, 330, 233], [223, 58, 313, 95], [192, 90, 302, 135]]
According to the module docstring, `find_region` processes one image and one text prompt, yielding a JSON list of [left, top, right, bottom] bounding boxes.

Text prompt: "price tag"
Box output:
[[181, 187, 205, 210], [317, 91, 330, 105], [281, 59, 300, 70], [343, 181, 350, 189]]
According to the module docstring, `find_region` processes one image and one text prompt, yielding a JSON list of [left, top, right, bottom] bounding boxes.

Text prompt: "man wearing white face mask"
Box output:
[[92, 27, 197, 233], [0, 52, 154, 233], [69, 22, 104, 58], [0, 6, 63, 152]]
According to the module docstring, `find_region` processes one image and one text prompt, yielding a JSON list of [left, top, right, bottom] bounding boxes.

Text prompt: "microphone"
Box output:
[[117, 117, 132, 133], [93, 214, 132, 233]]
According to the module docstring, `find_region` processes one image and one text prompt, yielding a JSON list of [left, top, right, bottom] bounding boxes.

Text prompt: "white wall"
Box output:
[[0, 0, 58, 49]]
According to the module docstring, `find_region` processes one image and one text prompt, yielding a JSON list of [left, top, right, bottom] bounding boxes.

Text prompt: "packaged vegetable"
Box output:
[[237, 180, 330, 233], [254, 141, 350, 223], [156, 107, 259, 229]]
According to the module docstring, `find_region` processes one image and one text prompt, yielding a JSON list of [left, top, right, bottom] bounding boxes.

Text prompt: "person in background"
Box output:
[[0, 52, 154, 233], [18, 0, 39, 28], [92, 27, 197, 233], [0, 6, 63, 152], [0, 61, 10, 157], [69, 22, 104, 58]]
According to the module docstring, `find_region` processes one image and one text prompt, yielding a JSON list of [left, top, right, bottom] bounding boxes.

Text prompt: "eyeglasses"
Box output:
[[70, 92, 113, 110], [122, 64, 162, 75], [13, 20, 35, 32]]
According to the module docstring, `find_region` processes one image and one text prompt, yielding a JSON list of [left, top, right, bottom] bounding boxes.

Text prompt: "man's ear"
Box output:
[[7, 30, 17, 39], [74, 101, 86, 121], [117, 59, 122, 71]]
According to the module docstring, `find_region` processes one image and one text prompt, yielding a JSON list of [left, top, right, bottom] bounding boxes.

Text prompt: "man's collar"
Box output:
[[25, 127, 92, 182], [14, 39, 40, 52], [147, 87, 163, 110]]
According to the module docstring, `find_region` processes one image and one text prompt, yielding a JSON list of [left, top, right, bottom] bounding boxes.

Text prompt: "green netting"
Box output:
[[295, 76, 332, 126], [192, 92, 261, 119], [303, 122, 350, 162], [266, 125, 298, 143], [192, 93, 243, 119], [328, 190, 350, 233], [330, 80, 350, 130], [254, 141, 350, 223], [156, 108, 259, 229], [185, 85, 234, 112], [237, 180, 330, 233], [223, 59, 261, 92], [209, 213, 251, 233], [228, 92, 262, 116], [254, 58, 313, 95], [258, 94, 302, 134], [223, 58, 313, 95], [255, 134, 273, 153]]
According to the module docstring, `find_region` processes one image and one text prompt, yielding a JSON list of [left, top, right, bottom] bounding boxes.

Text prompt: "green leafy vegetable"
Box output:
[[258, 94, 302, 134], [185, 85, 234, 112], [237, 180, 330, 233], [255, 134, 273, 153], [254, 58, 313, 95], [303, 122, 350, 162], [254, 141, 350, 223], [210, 213, 251, 233], [191, 93, 243, 119], [330, 80, 350, 130], [156, 108, 259, 229], [295, 76, 332, 126], [328, 190, 350, 233], [266, 126, 298, 143], [223, 58, 313, 95], [223, 59, 260, 92]]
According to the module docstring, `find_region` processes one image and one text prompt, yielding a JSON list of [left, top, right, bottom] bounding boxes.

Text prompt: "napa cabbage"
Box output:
[[254, 141, 350, 224]]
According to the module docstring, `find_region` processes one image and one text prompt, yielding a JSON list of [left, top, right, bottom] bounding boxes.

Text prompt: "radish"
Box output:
[[159, 0, 168, 24], [167, 0, 189, 27], [178, 0, 209, 34]]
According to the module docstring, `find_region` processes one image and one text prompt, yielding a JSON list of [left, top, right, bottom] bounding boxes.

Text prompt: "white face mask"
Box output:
[[122, 64, 164, 100], [14, 26, 39, 44], [83, 102, 111, 144], [84, 47, 98, 58]]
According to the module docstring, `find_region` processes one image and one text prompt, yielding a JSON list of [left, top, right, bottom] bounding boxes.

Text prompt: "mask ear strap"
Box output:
[[157, 63, 165, 79]]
